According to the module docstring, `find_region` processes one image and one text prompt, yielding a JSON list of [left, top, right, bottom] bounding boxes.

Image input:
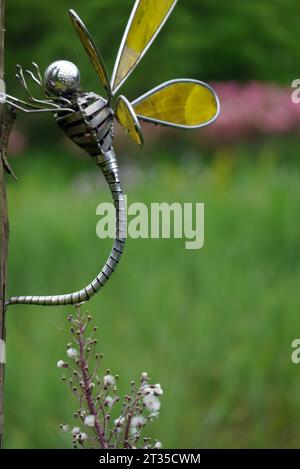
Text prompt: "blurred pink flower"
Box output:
[[201, 81, 300, 144], [7, 127, 27, 155]]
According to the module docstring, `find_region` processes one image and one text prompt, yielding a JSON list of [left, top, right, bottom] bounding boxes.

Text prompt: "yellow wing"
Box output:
[[115, 96, 144, 147], [131, 79, 220, 129], [111, 0, 178, 95], [69, 9, 112, 97]]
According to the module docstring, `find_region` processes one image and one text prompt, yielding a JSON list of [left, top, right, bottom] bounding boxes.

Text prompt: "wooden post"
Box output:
[[0, 0, 16, 448]]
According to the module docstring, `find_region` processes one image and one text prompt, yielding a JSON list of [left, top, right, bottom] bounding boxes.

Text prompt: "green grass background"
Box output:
[[3, 139, 300, 448]]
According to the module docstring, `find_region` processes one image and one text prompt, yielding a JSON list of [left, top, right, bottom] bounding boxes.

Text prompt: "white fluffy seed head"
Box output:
[[141, 383, 163, 396], [154, 384, 163, 396], [130, 415, 146, 429], [104, 396, 114, 409], [57, 360, 67, 368], [114, 416, 125, 427], [84, 415, 95, 427], [143, 395, 161, 413], [67, 348, 78, 359], [71, 426, 81, 435], [103, 374, 115, 386]]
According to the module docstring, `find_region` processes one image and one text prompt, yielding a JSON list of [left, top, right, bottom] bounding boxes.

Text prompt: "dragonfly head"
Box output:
[[44, 60, 80, 97]]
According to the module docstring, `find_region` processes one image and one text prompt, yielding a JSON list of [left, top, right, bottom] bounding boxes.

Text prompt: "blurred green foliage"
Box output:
[[4, 140, 300, 448], [5, 0, 298, 95], [4, 0, 298, 144]]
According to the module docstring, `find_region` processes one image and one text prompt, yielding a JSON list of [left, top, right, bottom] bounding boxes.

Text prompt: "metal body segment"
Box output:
[[56, 92, 114, 157], [6, 149, 126, 307], [6, 93, 126, 307]]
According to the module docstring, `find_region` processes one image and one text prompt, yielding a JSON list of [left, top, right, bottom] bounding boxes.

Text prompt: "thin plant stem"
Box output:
[[77, 320, 108, 449]]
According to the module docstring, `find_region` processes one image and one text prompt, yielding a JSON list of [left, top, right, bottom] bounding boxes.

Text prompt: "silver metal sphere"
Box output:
[[44, 60, 80, 96]]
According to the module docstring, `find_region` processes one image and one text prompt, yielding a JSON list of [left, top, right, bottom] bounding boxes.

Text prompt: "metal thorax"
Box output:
[[4, 1, 220, 308]]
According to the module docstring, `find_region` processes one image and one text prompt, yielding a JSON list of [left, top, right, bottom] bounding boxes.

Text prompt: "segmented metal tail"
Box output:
[[5, 149, 126, 307]]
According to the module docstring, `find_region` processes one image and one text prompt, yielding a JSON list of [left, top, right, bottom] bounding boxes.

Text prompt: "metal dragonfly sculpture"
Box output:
[[4, 0, 220, 307]]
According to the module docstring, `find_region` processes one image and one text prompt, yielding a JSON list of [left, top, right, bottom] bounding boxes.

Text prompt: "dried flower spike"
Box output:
[[57, 307, 163, 449]]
